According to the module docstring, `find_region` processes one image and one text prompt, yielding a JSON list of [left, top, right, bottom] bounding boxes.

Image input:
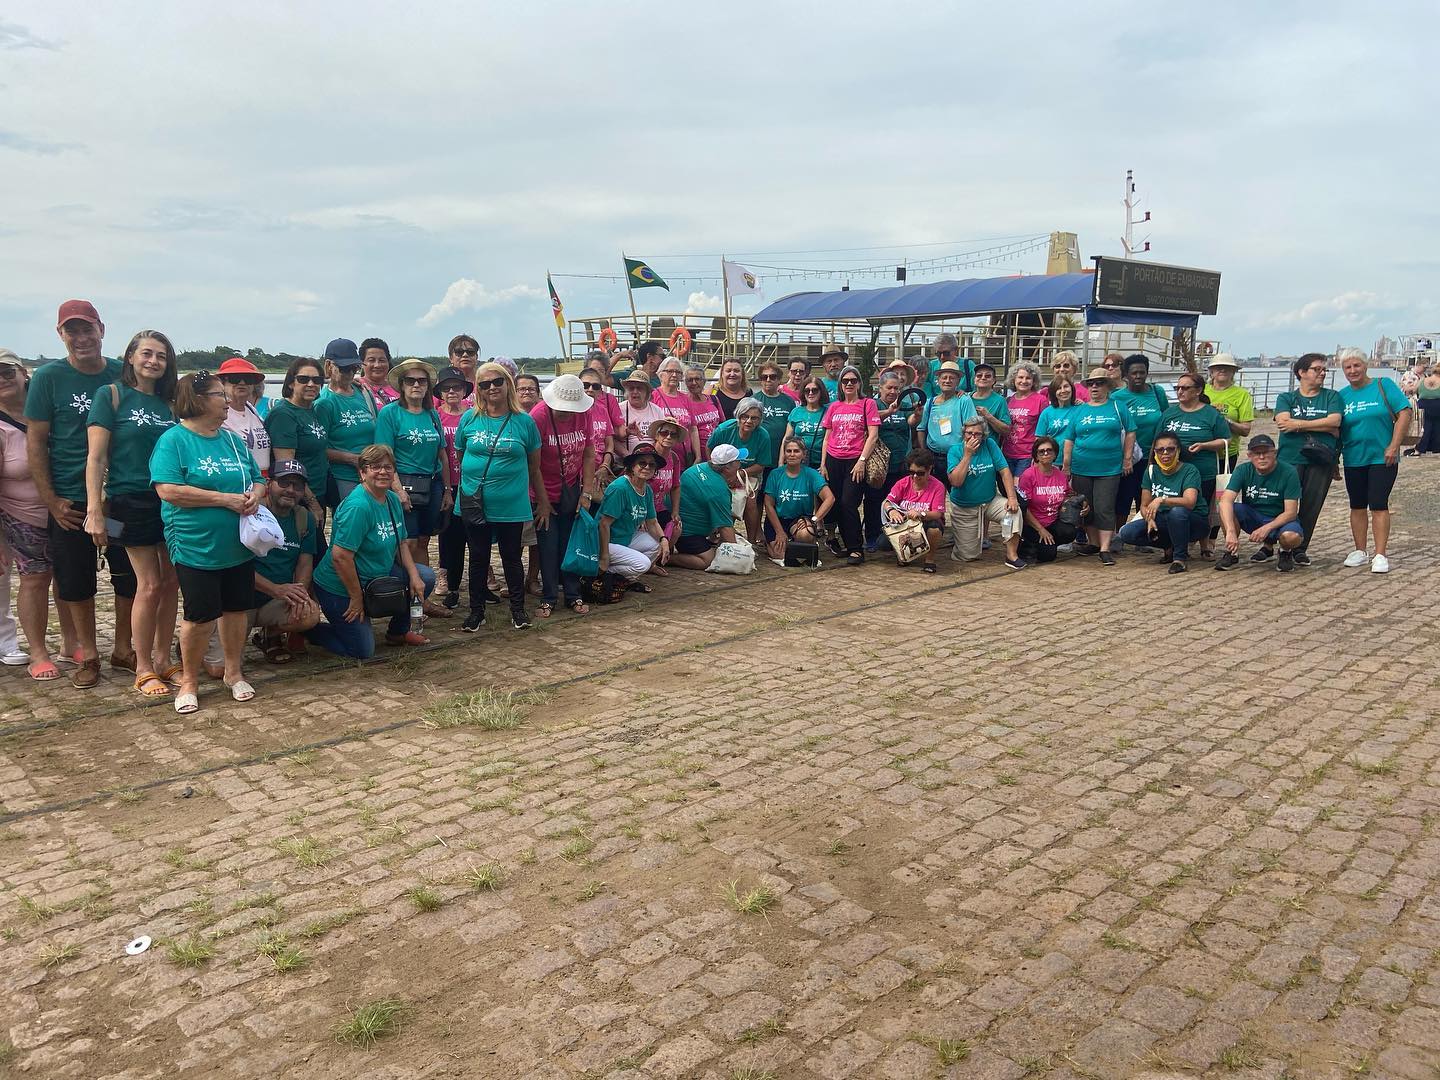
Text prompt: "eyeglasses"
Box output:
[[201, 390, 227, 399], [1101, 362, 1119, 369], [1177, 383, 1199, 392], [475, 377, 505, 390], [1084, 380, 1106, 388], [1034, 447, 1056, 455], [805, 387, 822, 394], [936, 349, 955, 357], [581, 383, 602, 392], [1153, 446, 1178, 454], [363, 463, 395, 473], [402, 376, 429, 386], [632, 461, 657, 471], [0, 367, 19, 380], [760, 372, 780, 380], [452, 347, 478, 357], [222, 377, 262, 387], [293, 374, 323, 386]]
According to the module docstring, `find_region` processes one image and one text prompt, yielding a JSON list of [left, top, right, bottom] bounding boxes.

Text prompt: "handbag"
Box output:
[[240, 504, 286, 557], [1058, 493, 1088, 527], [1299, 437, 1337, 467], [1114, 402, 1143, 464], [864, 442, 891, 486], [706, 537, 756, 574], [1210, 443, 1232, 528], [457, 413, 512, 527], [562, 507, 601, 577], [362, 498, 408, 619], [783, 540, 820, 567], [398, 473, 433, 508], [882, 517, 931, 564]]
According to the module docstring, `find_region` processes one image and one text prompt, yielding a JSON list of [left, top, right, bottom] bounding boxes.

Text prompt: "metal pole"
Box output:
[[623, 254, 641, 349]]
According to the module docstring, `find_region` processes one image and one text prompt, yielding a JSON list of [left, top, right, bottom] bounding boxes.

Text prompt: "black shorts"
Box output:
[[675, 534, 715, 556], [1344, 464, 1398, 512], [175, 561, 255, 624], [49, 509, 137, 603], [109, 490, 165, 548]]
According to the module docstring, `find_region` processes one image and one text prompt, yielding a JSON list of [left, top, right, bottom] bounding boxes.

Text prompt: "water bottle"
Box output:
[[409, 596, 423, 624]]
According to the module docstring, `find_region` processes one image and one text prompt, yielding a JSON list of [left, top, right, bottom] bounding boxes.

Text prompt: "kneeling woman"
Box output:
[[598, 443, 671, 601], [1015, 437, 1075, 564], [308, 444, 436, 657], [151, 372, 267, 714], [881, 448, 946, 573], [762, 436, 834, 560], [1115, 431, 1207, 574]]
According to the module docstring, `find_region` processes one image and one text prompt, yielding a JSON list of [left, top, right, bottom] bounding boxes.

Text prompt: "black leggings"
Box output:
[[465, 520, 525, 616], [1344, 464, 1398, 512], [1018, 520, 1077, 564], [1293, 462, 1333, 554], [825, 453, 865, 554], [1417, 400, 1440, 454], [437, 515, 466, 592]]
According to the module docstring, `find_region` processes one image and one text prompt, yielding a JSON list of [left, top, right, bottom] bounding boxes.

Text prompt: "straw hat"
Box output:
[[387, 358, 438, 391]]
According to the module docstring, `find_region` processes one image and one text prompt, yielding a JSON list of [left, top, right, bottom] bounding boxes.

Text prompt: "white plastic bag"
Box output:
[[240, 504, 286, 557], [706, 538, 756, 575]]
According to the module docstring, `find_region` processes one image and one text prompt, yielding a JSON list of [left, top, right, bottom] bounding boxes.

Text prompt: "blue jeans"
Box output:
[[308, 563, 436, 659], [1232, 503, 1304, 544], [536, 500, 582, 606], [1117, 507, 1208, 556]]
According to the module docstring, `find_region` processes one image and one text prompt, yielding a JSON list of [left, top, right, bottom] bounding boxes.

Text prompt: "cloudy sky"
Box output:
[[2, 2, 1435, 360]]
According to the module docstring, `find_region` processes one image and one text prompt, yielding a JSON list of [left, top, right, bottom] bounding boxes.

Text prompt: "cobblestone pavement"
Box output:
[[3, 443, 1439, 1079]]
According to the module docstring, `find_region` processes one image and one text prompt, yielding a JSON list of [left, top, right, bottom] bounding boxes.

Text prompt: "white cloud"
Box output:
[[1247, 291, 1395, 332], [685, 291, 725, 315], [417, 280, 542, 327]]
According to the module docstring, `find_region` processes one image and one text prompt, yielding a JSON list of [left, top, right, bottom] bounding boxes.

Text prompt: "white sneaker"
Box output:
[[1057, 543, 1074, 554], [1343, 549, 1369, 568], [1370, 554, 1390, 574], [0, 650, 28, 666]]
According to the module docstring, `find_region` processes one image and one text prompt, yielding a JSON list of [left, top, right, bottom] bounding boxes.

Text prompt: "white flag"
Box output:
[[723, 259, 762, 297]]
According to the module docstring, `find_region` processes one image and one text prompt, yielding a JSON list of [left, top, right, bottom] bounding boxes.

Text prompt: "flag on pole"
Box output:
[[723, 259, 762, 297], [623, 258, 669, 291], [547, 273, 565, 329]]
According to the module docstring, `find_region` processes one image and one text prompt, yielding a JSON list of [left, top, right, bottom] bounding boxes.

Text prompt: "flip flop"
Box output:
[[157, 663, 183, 685], [27, 660, 60, 681], [174, 692, 199, 715], [567, 599, 589, 615], [133, 671, 172, 698], [224, 679, 256, 702], [536, 602, 554, 619]]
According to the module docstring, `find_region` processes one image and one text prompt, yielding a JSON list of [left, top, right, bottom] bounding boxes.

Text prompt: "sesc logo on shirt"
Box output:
[[401, 427, 437, 446], [126, 408, 173, 428], [69, 392, 93, 415], [375, 519, 398, 543]]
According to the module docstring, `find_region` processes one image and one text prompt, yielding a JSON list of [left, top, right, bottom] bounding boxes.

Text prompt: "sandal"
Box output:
[[110, 650, 138, 673], [384, 631, 430, 646], [252, 633, 291, 665], [133, 671, 172, 698], [566, 599, 590, 615], [536, 602, 554, 619], [626, 580, 654, 594], [157, 663, 183, 685], [422, 599, 453, 619], [72, 658, 102, 689], [174, 692, 199, 715], [224, 679, 256, 702], [27, 660, 60, 681], [847, 551, 864, 566]]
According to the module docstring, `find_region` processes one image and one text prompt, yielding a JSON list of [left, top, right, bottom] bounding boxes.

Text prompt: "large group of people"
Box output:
[[0, 303, 1415, 713]]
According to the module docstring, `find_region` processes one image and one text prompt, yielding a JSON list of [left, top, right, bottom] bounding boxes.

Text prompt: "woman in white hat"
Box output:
[[374, 359, 451, 616], [531, 373, 597, 617]]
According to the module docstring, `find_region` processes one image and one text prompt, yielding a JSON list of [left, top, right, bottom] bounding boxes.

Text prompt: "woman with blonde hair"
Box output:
[[1051, 351, 1090, 402]]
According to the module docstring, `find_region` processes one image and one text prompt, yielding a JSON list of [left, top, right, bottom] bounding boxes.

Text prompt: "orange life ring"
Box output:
[[668, 327, 693, 358], [598, 327, 618, 352], [1198, 341, 1214, 357]]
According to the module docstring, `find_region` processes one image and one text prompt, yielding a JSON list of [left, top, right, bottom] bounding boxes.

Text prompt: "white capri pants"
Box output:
[[606, 530, 660, 580], [947, 495, 1019, 561]]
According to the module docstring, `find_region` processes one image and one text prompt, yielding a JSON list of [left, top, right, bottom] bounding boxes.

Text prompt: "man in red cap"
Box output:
[[24, 300, 135, 688]]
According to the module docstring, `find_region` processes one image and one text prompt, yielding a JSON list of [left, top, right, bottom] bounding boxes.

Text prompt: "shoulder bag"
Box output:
[[547, 410, 583, 519], [458, 413, 512, 526], [397, 409, 444, 508], [362, 496, 408, 619]]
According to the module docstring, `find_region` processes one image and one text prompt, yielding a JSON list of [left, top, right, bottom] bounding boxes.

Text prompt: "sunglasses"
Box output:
[[1034, 447, 1056, 455], [293, 374, 323, 385], [1154, 446, 1178, 454], [632, 460, 657, 470], [936, 349, 955, 357], [581, 383, 602, 391], [0, 367, 20, 379], [475, 377, 506, 390], [908, 469, 930, 477], [805, 387, 822, 394], [275, 478, 306, 489], [840, 378, 859, 384], [452, 347, 478, 357], [402, 376, 430, 386], [760, 372, 780, 379], [1084, 380, 1106, 387]]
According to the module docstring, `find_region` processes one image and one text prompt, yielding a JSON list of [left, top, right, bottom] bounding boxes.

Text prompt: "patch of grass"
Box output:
[[231, 891, 280, 912], [996, 773, 1018, 786], [1217, 1038, 1262, 1070], [1100, 930, 1136, 950], [1352, 755, 1398, 776], [824, 838, 851, 856], [407, 885, 443, 912], [17, 895, 56, 922], [116, 788, 145, 804], [464, 863, 505, 892], [38, 940, 80, 969], [1020, 1055, 1052, 1076], [275, 836, 337, 868], [518, 847, 537, 866], [423, 688, 547, 730], [929, 1036, 970, 1065], [577, 880, 608, 901], [295, 908, 362, 940], [723, 880, 778, 916], [165, 936, 213, 967], [729, 1070, 778, 1080], [736, 1016, 783, 1044], [560, 831, 595, 862], [335, 998, 407, 1048], [0, 926, 17, 943]]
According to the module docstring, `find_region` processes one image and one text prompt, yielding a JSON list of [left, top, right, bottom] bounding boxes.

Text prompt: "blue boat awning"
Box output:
[[752, 272, 1199, 330]]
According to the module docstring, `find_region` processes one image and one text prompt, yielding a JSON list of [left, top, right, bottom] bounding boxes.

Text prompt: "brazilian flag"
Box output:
[[624, 258, 669, 291]]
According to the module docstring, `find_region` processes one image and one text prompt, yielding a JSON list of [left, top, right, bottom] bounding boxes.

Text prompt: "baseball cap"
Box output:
[[1247, 434, 1276, 451], [57, 299, 101, 327], [710, 444, 741, 466], [323, 338, 360, 367], [271, 458, 308, 481]]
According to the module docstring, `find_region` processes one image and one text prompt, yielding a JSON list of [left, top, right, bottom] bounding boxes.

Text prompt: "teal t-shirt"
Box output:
[[678, 462, 734, 538], [874, 396, 914, 463], [763, 465, 826, 519], [707, 418, 772, 467], [455, 410, 541, 523], [1157, 404, 1230, 481], [599, 475, 655, 546], [754, 392, 792, 467], [374, 402, 444, 476], [820, 376, 840, 402], [946, 438, 1010, 507], [1274, 387, 1343, 468], [923, 357, 976, 396], [265, 400, 329, 494], [1112, 384, 1170, 452], [149, 425, 263, 570], [922, 393, 978, 456], [87, 383, 176, 496], [23, 357, 124, 502], [786, 406, 827, 466], [253, 506, 316, 601], [1035, 404, 1076, 447], [1227, 460, 1300, 518], [968, 391, 1011, 446], [315, 386, 378, 482], [1068, 400, 1135, 477], [1143, 461, 1207, 518], [313, 486, 406, 595], [1338, 378, 1410, 467]]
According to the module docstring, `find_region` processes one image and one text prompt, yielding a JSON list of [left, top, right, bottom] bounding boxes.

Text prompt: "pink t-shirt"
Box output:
[[588, 393, 622, 469], [1003, 391, 1048, 461], [364, 381, 399, 408], [1072, 381, 1091, 403], [619, 401, 667, 452], [651, 388, 695, 440], [1016, 464, 1071, 527], [684, 394, 724, 452], [821, 398, 880, 460], [885, 474, 945, 518], [0, 417, 45, 528], [530, 401, 593, 500], [649, 447, 685, 510], [780, 385, 801, 402], [438, 408, 463, 486]]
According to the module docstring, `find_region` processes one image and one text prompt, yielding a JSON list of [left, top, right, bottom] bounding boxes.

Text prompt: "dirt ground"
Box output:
[[3, 430, 1439, 1080]]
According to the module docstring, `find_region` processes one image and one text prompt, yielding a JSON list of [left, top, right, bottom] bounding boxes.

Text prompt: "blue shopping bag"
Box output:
[[562, 508, 600, 577]]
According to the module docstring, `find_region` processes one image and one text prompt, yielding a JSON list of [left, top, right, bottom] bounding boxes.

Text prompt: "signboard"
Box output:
[[1092, 257, 1221, 315]]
